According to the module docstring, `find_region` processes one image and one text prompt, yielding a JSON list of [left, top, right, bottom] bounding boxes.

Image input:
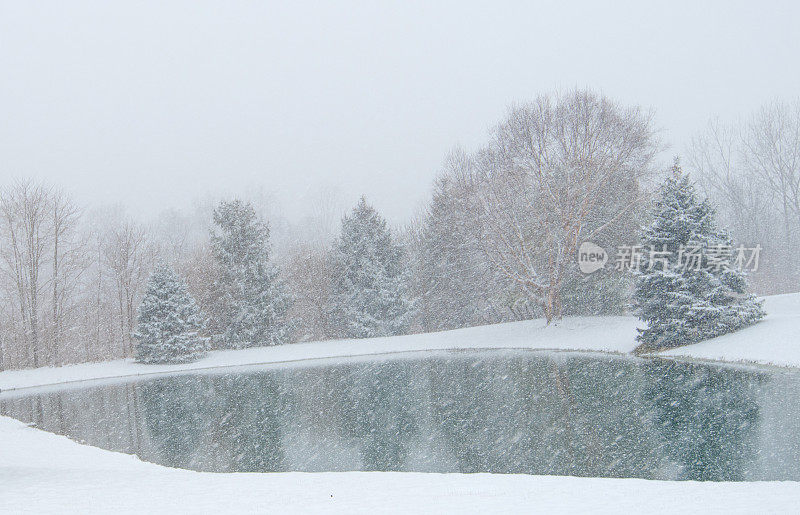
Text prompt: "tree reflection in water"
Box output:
[[1, 351, 791, 480]]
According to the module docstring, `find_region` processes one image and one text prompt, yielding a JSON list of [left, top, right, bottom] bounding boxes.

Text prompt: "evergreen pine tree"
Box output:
[[209, 200, 293, 348], [133, 263, 207, 364], [330, 197, 413, 338], [633, 161, 764, 350]]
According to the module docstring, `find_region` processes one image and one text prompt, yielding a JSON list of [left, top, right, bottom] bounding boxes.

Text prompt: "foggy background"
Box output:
[[1, 0, 799, 224]]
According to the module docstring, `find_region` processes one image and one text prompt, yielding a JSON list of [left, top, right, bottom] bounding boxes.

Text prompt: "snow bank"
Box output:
[[2, 415, 799, 514], [0, 315, 641, 391], [1, 292, 798, 392], [659, 292, 800, 368]]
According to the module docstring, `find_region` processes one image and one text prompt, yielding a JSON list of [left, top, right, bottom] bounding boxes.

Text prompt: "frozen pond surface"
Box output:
[[2, 350, 800, 480]]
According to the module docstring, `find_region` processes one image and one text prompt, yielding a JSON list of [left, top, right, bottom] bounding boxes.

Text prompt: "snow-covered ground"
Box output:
[[2, 293, 799, 513], [2, 414, 800, 514], [0, 314, 641, 392], [659, 292, 800, 367]]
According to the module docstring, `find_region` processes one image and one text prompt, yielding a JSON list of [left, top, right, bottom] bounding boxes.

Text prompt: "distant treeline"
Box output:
[[1, 90, 797, 370]]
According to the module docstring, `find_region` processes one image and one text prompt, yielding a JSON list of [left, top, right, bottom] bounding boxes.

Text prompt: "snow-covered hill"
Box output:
[[659, 292, 800, 366]]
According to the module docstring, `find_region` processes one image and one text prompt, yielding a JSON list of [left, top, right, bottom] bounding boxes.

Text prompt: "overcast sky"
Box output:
[[1, 0, 799, 225]]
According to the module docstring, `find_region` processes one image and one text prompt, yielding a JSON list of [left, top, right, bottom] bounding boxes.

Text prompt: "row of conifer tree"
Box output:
[[134, 197, 414, 363], [135, 162, 764, 364]]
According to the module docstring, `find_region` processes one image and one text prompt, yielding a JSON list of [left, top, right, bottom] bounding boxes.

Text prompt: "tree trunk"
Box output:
[[52, 219, 59, 366]]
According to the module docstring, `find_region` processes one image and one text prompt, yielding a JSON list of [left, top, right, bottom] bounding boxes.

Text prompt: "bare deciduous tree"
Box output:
[[48, 190, 86, 365], [102, 218, 152, 357], [689, 118, 775, 245], [463, 91, 660, 322], [742, 101, 800, 262], [689, 100, 800, 293], [0, 181, 53, 367], [0, 182, 91, 367]]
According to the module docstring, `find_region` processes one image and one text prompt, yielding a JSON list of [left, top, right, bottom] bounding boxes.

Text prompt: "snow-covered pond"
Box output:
[[2, 350, 800, 481]]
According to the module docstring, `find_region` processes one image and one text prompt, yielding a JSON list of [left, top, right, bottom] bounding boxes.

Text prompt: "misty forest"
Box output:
[[0, 91, 796, 370]]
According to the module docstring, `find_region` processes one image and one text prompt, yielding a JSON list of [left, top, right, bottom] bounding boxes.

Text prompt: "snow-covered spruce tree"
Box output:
[[330, 197, 413, 338], [133, 263, 207, 364], [209, 200, 292, 348], [633, 161, 764, 350]]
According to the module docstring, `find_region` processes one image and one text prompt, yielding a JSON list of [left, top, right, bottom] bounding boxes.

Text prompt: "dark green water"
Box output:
[[2, 350, 799, 480]]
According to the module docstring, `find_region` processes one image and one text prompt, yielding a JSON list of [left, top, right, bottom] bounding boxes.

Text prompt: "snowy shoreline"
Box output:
[[0, 315, 641, 392], [1, 292, 798, 393]]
